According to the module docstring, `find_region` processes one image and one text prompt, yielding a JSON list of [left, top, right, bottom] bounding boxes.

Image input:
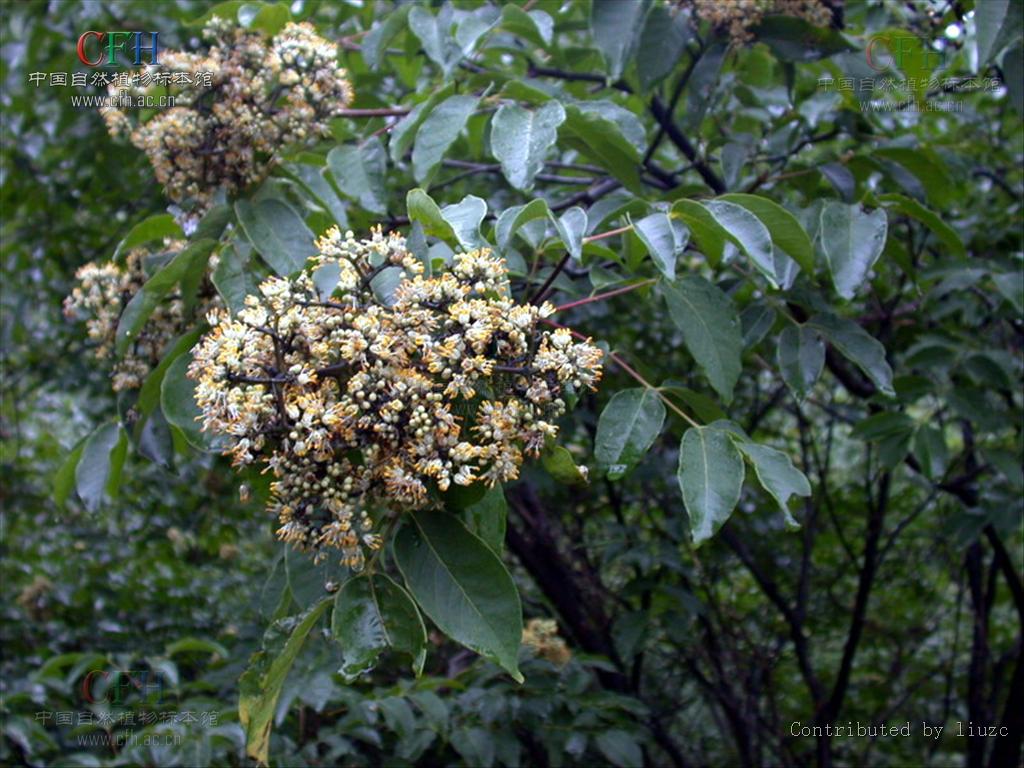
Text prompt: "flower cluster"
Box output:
[[189, 227, 603, 568], [685, 0, 833, 43], [522, 618, 571, 665], [102, 19, 353, 227], [63, 242, 219, 392]]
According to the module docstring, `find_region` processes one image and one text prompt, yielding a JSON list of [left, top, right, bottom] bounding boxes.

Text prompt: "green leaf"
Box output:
[[549, 207, 587, 261], [452, 727, 496, 767], [718, 193, 815, 274], [54, 437, 86, 509], [187, 0, 248, 27], [440, 195, 487, 251], [913, 424, 948, 479], [327, 137, 388, 216], [114, 239, 215, 356], [490, 102, 565, 191], [808, 312, 894, 397], [541, 444, 589, 485], [819, 202, 888, 299], [595, 388, 666, 480], [389, 86, 454, 163], [873, 147, 954, 209], [137, 327, 204, 418], [500, 5, 553, 47], [113, 214, 184, 262], [362, 4, 411, 70], [590, 0, 652, 80], [249, 2, 290, 35], [285, 162, 350, 230], [105, 428, 128, 499], [393, 511, 523, 681], [636, 3, 692, 89], [212, 240, 262, 314], [678, 425, 744, 546], [408, 4, 462, 77], [596, 730, 643, 768], [407, 188, 457, 241], [776, 325, 825, 401], [74, 422, 122, 513], [235, 199, 315, 276], [850, 412, 915, 441], [975, 0, 1019, 68], [633, 212, 686, 280], [672, 199, 728, 265], [703, 200, 777, 287], [741, 302, 777, 348], [683, 42, 726, 130], [561, 104, 642, 193], [238, 597, 331, 765], [993, 271, 1024, 312], [161, 352, 211, 451], [332, 573, 427, 681], [464, 484, 507, 553], [495, 199, 550, 251], [733, 440, 811, 529], [754, 15, 855, 61], [370, 267, 406, 306], [412, 94, 479, 184], [662, 277, 743, 403], [877, 193, 965, 259]]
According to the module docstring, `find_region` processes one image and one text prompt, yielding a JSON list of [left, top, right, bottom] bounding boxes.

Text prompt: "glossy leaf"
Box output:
[[590, 0, 651, 80], [677, 425, 744, 546], [495, 199, 549, 250], [595, 388, 666, 480], [328, 137, 388, 216], [161, 352, 211, 451], [332, 573, 427, 680], [703, 200, 777, 287], [114, 239, 216, 355], [440, 195, 487, 250], [734, 440, 811, 529], [412, 94, 479, 184], [238, 597, 331, 765], [464, 484, 507, 553], [550, 207, 587, 261], [407, 188, 457, 241], [113, 214, 184, 262], [235, 199, 315, 276], [393, 512, 523, 681], [719, 193, 815, 274], [819, 202, 888, 299], [490, 102, 565, 191], [74, 422, 123, 513], [776, 325, 825, 401], [633, 212, 686, 280], [809, 313, 895, 397], [663, 277, 743, 403]]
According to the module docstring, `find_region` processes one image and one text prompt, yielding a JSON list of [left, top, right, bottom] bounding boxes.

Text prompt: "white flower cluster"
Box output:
[[686, 0, 833, 43], [102, 20, 353, 226], [189, 227, 603, 568], [63, 242, 219, 392]]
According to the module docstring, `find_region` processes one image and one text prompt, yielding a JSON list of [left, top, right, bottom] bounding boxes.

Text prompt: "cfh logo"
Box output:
[[865, 34, 944, 72], [76, 31, 159, 67], [80, 669, 166, 704]]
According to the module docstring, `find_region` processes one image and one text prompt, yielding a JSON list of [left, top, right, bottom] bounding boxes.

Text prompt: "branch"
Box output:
[[649, 96, 726, 194], [819, 472, 891, 728], [335, 107, 410, 117]]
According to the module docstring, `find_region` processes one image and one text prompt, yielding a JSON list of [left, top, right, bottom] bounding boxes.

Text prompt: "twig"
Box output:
[[554, 279, 657, 312]]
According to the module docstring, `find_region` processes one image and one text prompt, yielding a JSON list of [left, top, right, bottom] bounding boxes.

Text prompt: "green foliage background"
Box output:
[[1, 1, 1021, 767]]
